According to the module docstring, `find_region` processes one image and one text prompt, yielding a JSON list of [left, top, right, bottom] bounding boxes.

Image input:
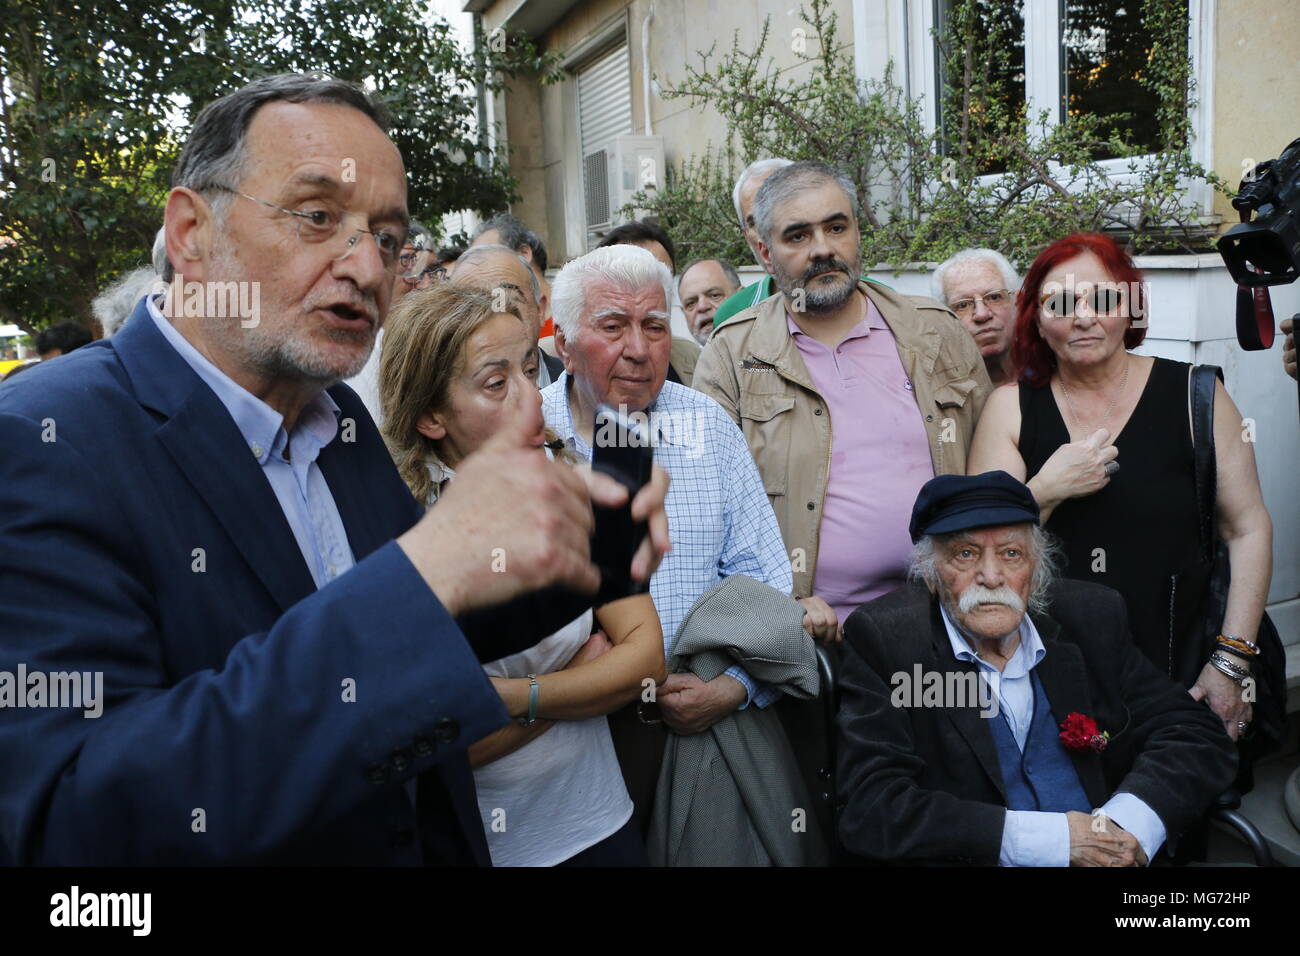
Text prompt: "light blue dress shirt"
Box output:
[[147, 296, 355, 589], [939, 605, 1167, 866], [542, 373, 794, 709]]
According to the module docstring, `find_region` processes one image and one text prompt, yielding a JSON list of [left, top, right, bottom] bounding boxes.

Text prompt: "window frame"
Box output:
[[878, 0, 1216, 215], [558, 13, 632, 257]]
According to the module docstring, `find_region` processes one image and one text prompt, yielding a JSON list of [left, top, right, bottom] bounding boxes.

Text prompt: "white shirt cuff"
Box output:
[[1099, 793, 1166, 865], [999, 810, 1070, 867]]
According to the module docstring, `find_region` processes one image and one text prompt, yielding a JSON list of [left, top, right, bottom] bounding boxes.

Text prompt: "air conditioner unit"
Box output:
[[584, 135, 665, 235]]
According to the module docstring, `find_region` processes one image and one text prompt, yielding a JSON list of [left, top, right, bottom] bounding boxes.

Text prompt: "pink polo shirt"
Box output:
[[788, 302, 934, 624]]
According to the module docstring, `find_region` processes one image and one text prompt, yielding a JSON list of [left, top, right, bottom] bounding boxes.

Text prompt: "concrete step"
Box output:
[[1208, 753, 1300, 866]]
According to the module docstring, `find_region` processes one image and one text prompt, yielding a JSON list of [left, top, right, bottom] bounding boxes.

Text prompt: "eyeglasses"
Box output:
[[400, 264, 449, 286], [949, 289, 1011, 316], [397, 248, 426, 273], [1038, 286, 1126, 318], [208, 185, 410, 275]]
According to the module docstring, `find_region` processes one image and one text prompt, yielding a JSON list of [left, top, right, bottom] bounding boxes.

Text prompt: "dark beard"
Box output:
[[775, 255, 861, 312]]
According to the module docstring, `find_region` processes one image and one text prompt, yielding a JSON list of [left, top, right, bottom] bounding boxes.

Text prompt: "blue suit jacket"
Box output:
[[0, 298, 593, 865]]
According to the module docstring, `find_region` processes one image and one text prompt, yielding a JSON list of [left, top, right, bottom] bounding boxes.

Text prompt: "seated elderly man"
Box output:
[[836, 471, 1236, 866], [932, 248, 1019, 386], [543, 244, 807, 836]]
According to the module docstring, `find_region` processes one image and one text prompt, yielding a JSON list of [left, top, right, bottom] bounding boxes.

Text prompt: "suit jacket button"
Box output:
[[433, 718, 459, 744], [412, 736, 434, 757], [390, 748, 412, 773], [388, 825, 415, 848], [364, 762, 388, 785]]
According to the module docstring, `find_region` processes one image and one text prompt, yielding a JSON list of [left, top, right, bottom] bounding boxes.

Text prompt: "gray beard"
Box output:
[[244, 323, 374, 388], [206, 237, 375, 387], [774, 254, 863, 313]]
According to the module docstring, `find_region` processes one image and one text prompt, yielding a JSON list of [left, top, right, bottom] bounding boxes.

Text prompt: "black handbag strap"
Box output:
[[1190, 364, 1224, 562]]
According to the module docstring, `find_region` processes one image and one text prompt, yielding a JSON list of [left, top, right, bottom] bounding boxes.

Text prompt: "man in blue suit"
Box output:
[[0, 74, 668, 865]]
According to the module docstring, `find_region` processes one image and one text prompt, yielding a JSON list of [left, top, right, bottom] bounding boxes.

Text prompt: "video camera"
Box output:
[[1216, 137, 1300, 356], [1218, 136, 1300, 290]]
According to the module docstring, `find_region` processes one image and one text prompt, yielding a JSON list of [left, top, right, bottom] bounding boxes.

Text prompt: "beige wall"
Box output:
[[498, 75, 547, 246], [482, 0, 853, 262], [1211, 0, 1300, 226]]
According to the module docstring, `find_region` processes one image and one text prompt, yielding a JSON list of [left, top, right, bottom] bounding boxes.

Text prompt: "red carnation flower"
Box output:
[[1059, 712, 1108, 753]]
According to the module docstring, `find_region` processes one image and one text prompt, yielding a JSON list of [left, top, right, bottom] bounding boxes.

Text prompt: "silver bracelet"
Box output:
[[516, 674, 540, 727], [1211, 650, 1252, 675], [1208, 654, 1250, 684]]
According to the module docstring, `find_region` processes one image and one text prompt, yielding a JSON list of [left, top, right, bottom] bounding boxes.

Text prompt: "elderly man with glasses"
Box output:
[[345, 221, 437, 420], [0, 73, 671, 866], [932, 248, 1021, 387], [394, 223, 436, 298]]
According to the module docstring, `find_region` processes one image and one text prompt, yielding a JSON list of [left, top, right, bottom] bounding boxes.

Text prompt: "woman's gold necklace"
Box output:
[[1057, 358, 1130, 432]]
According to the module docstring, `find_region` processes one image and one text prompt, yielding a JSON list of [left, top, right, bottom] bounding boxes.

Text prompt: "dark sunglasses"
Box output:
[[1038, 285, 1126, 317]]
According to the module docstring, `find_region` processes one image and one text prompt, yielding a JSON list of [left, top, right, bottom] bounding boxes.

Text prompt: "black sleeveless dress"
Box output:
[[1019, 357, 1200, 677]]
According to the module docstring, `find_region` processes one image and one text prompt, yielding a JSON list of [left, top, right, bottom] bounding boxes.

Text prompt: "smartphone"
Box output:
[[590, 404, 655, 597]]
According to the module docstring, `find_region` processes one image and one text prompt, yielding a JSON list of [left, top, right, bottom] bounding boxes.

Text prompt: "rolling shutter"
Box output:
[[577, 41, 632, 230]]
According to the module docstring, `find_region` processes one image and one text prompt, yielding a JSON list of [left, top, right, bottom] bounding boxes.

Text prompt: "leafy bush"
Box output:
[[633, 0, 1228, 272]]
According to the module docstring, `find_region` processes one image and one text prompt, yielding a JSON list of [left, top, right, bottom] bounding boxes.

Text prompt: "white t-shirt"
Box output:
[[474, 607, 635, 866], [421, 454, 632, 867]]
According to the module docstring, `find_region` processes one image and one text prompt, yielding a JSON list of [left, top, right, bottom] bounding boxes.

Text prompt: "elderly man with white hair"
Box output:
[[543, 243, 824, 838], [933, 248, 1020, 386], [835, 470, 1237, 866]]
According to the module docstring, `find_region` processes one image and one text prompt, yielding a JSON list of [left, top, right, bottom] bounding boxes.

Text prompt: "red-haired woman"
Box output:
[[969, 233, 1273, 745]]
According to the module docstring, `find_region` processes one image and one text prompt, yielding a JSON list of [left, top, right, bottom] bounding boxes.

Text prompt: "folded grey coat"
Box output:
[[647, 574, 828, 866]]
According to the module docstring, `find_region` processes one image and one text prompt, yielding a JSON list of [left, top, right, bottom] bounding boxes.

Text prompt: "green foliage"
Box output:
[[634, 0, 1228, 276], [0, 0, 559, 333], [642, 143, 752, 266]]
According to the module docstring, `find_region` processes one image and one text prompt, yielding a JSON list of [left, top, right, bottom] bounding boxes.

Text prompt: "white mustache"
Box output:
[[957, 585, 1025, 614]]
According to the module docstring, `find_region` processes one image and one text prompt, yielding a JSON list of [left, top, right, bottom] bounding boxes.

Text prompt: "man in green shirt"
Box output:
[[713, 273, 775, 329]]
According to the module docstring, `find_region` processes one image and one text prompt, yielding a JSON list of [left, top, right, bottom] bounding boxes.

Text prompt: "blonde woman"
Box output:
[[380, 285, 666, 866]]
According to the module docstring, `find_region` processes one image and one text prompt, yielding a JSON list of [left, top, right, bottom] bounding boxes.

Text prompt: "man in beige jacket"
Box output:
[[694, 161, 992, 634]]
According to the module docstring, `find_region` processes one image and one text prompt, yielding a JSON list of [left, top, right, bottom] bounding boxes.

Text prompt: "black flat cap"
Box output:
[[908, 471, 1040, 543]]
